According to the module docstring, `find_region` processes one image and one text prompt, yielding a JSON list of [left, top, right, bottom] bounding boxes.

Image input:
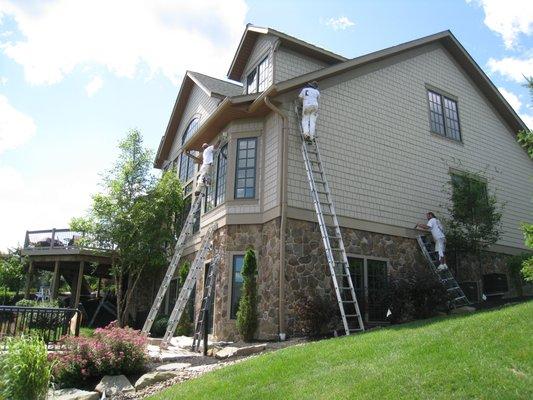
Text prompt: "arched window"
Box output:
[[182, 117, 200, 145]]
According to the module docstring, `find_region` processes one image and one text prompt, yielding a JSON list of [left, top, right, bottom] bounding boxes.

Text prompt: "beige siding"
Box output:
[[168, 85, 220, 161], [241, 35, 276, 93], [274, 46, 328, 83], [286, 43, 533, 249], [263, 113, 281, 211]]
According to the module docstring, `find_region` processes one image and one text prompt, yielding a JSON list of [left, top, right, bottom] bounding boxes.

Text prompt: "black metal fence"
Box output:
[[0, 306, 81, 348]]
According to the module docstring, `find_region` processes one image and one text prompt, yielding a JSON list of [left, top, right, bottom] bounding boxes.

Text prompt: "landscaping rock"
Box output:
[[95, 375, 135, 396], [155, 362, 191, 371], [451, 306, 476, 315], [215, 344, 267, 359], [134, 371, 179, 390], [48, 388, 100, 400]]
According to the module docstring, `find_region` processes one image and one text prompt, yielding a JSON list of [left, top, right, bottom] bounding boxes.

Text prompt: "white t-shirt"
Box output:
[[427, 217, 445, 240], [202, 145, 215, 166], [299, 87, 320, 108]]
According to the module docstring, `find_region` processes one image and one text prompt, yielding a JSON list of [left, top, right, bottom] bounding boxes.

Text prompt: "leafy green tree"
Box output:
[[515, 77, 533, 280], [71, 129, 183, 326], [236, 248, 258, 342], [0, 249, 26, 304]]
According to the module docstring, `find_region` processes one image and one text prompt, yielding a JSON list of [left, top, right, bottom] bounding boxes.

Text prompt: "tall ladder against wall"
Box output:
[[191, 250, 220, 352], [141, 192, 205, 335], [160, 223, 218, 347], [295, 105, 364, 335], [417, 235, 470, 308]]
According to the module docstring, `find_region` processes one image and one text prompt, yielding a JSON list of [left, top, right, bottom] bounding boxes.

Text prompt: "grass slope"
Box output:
[[149, 302, 533, 400]]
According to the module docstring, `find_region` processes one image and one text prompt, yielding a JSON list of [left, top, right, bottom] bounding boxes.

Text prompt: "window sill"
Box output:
[[430, 131, 463, 145]]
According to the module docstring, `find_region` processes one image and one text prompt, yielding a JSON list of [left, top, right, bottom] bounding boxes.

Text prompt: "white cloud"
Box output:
[[488, 56, 533, 82], [0, 94, 36, 154], [0, 164, 99, 251], [0, 0, 248, 85], [467, 0, 533, 49], [0, 76, 7, 85], [324, 16, 355, 31], [85, 75, 103, 97], [520, 113, 533, 129], [498, 87, 522, 111]]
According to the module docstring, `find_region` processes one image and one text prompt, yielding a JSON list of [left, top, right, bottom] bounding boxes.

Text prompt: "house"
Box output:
[[144, 25, 532, 341]]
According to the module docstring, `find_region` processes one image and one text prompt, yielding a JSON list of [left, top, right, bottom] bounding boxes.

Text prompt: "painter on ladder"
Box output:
[[299, 81, 320, 142], [188, 139, 221, 196], [416, 212, 448, 271]]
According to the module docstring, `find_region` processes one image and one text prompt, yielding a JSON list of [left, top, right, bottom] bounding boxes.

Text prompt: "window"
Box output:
[[427, 90, 461, 141], [246, 56, 269, 94], [235, 138, 257, 199], [230, 255, 244, 319], [450, 172, 488, 224], [205, 144, 228, 212], [179, 152, 196, 183], [182, 118, 199, 145], [346, 256, 389, 322]]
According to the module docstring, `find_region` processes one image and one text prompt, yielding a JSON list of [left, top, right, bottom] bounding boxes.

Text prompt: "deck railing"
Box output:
[[0, 306, 81, 349], [23, 228, 113, 252]]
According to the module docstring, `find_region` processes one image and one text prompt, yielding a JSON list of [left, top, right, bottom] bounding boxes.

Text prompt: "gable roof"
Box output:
[[154, 71, 242, 168], [227, 24, 347, 81], [180, 30, 527, 154]]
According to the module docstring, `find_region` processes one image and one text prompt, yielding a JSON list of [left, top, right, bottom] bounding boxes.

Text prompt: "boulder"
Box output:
[[48, 388, 100, 400], [215, 344, 267, 359], [155, 362, 191, 371], [95, 375, 134, 396], [450, 306, 476, 315], [134, 371, 178, 390]]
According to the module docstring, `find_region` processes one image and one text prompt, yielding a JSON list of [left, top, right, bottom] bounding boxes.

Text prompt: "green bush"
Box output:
[[507, 253, 531, 296], [151, 315, 170, 337], [0, 335, 51, 400], [293, 294, 342, 338], [236, 248, 258, 342]]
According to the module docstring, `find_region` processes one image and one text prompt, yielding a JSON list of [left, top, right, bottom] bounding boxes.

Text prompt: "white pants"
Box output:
[[435, 238, 446, 258], [301, 104, 318, 138], [195, 163, 212, 193]]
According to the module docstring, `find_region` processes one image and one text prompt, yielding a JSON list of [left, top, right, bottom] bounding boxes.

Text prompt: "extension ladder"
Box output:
[[141, 192, 204, 335], [160, 223, 218, 346], [295, 104, 364, 335], [417, 235, 470, 308], [191, 250, 220, 352]]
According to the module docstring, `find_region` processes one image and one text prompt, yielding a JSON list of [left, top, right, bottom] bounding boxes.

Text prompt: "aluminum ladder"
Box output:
[[161, 223, 218, 347], [417, 235, 470, 308], [295, 104, 364, 335], [191, 250, 220, 352], [141, 192, 204, 335]]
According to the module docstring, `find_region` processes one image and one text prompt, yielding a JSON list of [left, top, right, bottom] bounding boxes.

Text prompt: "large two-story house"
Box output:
[[140, 25, 531, 340]]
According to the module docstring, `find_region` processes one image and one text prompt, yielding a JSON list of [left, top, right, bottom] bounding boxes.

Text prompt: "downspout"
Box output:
[[264, 96, 289, 340]]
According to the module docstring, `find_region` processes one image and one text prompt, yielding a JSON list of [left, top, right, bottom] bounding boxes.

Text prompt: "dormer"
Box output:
[[228, 25, 347, 93]]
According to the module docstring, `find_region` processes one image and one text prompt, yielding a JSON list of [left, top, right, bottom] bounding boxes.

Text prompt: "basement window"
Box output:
[[230, 255, 244, 319]]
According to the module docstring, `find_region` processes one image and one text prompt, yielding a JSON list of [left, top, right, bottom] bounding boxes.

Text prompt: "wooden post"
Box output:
[[96, 276, 102, 298], [24, 261, 34, 299], [51, 260, 60, 300], [50, 228, 56, 249], [74, 261, 84, 308]]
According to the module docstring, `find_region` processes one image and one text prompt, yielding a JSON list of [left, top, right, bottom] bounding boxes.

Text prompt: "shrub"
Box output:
[[507, 253, 531, 297], [15, 299, 59, 308], [522, 257, 533, 282], [0, 335, 51, 400], [49, 321, 148, 388], [293, 294, 342, 338], [151, 315, 170, 338], [387, 265, 450, 323], [236, 248, 258, 342]]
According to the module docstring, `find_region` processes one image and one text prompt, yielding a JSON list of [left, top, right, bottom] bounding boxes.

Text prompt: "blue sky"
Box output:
[[0, 0, 532, 250]]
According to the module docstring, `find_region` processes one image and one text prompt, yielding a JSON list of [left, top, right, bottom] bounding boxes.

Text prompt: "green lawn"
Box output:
[[148, 301, 532, 400]]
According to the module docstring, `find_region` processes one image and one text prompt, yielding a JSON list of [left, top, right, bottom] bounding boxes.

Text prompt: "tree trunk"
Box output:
[[116, 273, 124, 327]]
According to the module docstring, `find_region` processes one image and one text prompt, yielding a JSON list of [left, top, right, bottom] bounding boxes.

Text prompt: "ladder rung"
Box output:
[[344, 314, 359, 318], [447, 286, 461, 291]]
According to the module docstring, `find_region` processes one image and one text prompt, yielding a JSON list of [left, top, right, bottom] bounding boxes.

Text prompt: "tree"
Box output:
[[71, 129, 183, 326], [0, 250, 26, 304], [236, 248, 258, 342], [516, 76, 533, 281]]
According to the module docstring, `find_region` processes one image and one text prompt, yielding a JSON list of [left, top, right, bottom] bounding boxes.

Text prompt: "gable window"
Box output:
[[246, 56, 269, 94], [205, 144, 228, 212], [182, 118, 199, 145], [427, 90, 461, 141], [230, 255, 244, 319], [235, 138, 257, 199]]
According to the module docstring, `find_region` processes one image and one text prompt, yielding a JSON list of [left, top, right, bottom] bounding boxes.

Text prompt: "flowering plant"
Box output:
[[49, 321, 148, 388]]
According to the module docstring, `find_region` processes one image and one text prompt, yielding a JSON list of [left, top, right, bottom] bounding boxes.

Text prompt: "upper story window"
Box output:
[[246, 56, 269, 94], [182, 118, 199, 145], [235, 138, 257, 199], [179, 152, 196, 183], [205, 144, 228, 212], [427, 90, 461, 141]]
